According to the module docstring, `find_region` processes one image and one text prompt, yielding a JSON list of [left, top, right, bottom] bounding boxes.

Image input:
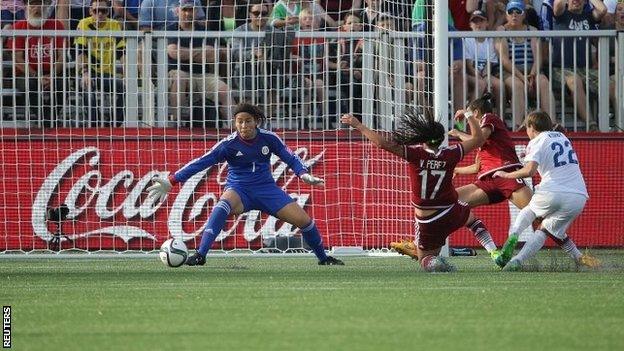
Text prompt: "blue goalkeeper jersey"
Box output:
[[172, 128, 308, 186]]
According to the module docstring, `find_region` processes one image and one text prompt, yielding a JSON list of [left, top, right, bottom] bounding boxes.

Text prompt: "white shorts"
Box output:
[[528, 191, 587, 239]]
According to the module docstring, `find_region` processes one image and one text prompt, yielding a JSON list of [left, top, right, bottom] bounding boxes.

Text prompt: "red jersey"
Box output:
[[405, 144, 464, 209], [291, 37, 325, 74], [10, 19, 65, 74], [449, 0, 471, 31], [477, 113, 522, 179]]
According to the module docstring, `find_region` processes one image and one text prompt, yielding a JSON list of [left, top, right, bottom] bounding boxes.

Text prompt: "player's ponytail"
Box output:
[[233, 102, 266, 125], [467, 92, 494, 115], [393, 107, 445, 147]]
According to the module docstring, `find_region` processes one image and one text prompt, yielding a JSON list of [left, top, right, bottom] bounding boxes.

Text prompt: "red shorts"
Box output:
[[415, 201, 471, 251], [474, 173, 526, 204]]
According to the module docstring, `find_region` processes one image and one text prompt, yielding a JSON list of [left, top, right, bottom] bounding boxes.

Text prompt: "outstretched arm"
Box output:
[[454, 155, 481, 176], [147, 142, 227, 202], [269, 132, 324, 186], [457, 110, 486, 154], [494, 161, 538, 179], [450, 109, 492, 142], [341, 114, 404, 158]]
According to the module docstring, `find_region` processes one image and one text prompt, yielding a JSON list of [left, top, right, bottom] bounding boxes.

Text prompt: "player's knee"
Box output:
[[214, 199, 232, 215]]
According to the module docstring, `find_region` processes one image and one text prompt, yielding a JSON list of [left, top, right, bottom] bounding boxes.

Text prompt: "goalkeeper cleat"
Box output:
[[502, 259, 522, 272], [185, 253, 206, 266], [577, 254, 601, 268], [495, 234, 519, 268], [318, 256, 345, 265], [390, 239, 418, 260]]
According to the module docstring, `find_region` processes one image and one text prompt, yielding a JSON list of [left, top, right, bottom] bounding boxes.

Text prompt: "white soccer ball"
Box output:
[[159, 238, 188, 267]]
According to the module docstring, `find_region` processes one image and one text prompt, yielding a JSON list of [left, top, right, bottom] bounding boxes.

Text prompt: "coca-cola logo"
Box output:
[[32, 146, 324, 243]]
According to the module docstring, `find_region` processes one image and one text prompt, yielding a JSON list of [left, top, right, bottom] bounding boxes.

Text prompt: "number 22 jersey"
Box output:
[[524, 131, 588, 197]]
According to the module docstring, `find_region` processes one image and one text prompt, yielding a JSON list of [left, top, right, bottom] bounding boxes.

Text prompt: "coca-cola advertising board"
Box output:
[[1, 129, 622, 252]]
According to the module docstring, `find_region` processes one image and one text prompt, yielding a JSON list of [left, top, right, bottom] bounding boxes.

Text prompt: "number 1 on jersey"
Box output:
[[419, 170, 447, 199]]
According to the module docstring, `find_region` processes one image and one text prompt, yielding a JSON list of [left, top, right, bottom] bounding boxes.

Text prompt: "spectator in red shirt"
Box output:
[[449, 0, 479, 31], [10, 0, 66, 127]]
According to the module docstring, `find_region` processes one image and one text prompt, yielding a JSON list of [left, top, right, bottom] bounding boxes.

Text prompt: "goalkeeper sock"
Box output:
[[197, 200, 231, 256], [514, 229, 547, 263], [549, 234, 582, 261], [301, 221, 328, 261], [466, 218, 497, 252]]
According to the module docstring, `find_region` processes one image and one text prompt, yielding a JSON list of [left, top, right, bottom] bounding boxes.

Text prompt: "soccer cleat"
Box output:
[[495, 234, 519, 268], [502, 259, 522, 272], [431, 256, 456, 272], [390, 239, 418, 260], [577, 253, 601, 268], [185, 253, 206, 266], [490, 250, 501, 262], [318, 256, 345, 265]]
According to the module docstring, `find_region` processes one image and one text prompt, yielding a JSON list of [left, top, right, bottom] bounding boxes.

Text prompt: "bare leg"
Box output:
[[456, 184, 491, 208], [504, 75, 526, 130], [168, 70, 190, 121], [565, 73, 589, 123]]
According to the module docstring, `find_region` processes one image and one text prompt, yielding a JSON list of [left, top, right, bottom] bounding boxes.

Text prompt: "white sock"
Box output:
[[560, 236, 582, 261], [513, 229, 547, 263], [509, 206, 537, 237], [468, 219, 497, 252]]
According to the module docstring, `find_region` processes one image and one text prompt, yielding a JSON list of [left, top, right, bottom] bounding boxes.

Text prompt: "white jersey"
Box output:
[[524, 131, 588, 198]]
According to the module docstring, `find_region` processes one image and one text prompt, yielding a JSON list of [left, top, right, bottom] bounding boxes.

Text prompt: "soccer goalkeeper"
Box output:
[[147, 103, 344, 266]]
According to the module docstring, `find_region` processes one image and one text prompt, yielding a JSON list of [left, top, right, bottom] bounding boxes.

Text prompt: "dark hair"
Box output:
[[392, 107, 445, 147], [233, 102, 266, 124], [467, 92, 494, 114], [525, 110, 553, 132]]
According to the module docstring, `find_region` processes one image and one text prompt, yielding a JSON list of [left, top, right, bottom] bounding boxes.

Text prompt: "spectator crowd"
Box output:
[[1, 0, 623, 130]]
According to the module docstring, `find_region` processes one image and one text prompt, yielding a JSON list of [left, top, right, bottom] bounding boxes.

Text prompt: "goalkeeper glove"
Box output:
[[147, 176, 173, 203], [300, 173, 324, 186]]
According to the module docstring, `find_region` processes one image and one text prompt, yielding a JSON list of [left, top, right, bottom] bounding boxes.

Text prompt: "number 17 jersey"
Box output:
[[524, 131, 588, 197], [404, 144, 465, 209]]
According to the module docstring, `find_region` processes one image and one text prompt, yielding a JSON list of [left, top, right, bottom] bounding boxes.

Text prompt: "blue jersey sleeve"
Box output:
[[267, 132, 308, 176], [172, 139, 228, 183]]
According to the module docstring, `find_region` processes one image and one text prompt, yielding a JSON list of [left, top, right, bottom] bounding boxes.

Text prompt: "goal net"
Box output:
[[0, 0, 622, 255]]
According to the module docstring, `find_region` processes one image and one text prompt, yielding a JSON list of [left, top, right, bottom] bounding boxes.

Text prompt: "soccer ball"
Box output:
[[159, 238, 188, 267]]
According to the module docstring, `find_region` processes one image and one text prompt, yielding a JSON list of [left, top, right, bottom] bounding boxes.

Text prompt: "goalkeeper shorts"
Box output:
[[225, 183, 295, 216]]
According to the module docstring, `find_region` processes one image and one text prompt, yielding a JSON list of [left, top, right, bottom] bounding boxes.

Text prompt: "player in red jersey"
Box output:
[[390, 93, 527, 263], [341, 109, 490, 272], [451, 93, 531, 209], [448, 93, 589, 267], [443, 93, 534, 264]]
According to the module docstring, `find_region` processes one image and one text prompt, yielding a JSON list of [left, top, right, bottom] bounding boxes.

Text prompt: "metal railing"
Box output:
[[449, 30, 624, 132], [0, 29, 622, 132]]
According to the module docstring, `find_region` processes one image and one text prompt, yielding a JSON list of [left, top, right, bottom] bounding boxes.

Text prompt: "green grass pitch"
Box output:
[[2, 250, 624, 351]]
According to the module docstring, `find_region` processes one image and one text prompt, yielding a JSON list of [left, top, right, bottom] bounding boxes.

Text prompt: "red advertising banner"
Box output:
[[0, 129, 622, 252]]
